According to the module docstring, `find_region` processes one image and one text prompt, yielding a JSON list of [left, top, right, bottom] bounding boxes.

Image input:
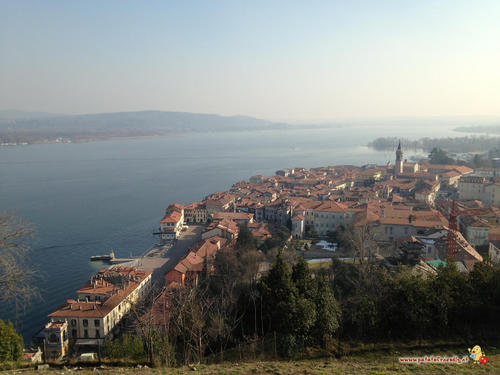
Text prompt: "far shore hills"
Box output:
[[1, 110, 500, 149], [0, 110, 291, 146], [0, 109, 342, 146]]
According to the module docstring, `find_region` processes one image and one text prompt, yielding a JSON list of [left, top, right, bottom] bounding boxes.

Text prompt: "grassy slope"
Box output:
[[4, 350, 499, 375]]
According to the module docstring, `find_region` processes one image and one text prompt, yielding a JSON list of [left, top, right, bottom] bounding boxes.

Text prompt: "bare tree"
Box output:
[[338, 223, 379, 265], [168, 285, 214, 364], [0, 212, 38, 306], [123, 283, 175, 366]]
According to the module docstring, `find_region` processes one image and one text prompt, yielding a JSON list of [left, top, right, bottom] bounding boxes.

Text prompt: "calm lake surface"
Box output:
[[0, 124, 461, 342]]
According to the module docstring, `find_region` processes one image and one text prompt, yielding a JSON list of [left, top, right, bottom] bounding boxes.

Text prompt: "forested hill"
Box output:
[[368, 135, 500, 153], [0, 110, 288, 144]]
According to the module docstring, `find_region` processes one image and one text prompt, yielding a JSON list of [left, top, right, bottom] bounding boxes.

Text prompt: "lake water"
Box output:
[[0, 124, 461, 342]]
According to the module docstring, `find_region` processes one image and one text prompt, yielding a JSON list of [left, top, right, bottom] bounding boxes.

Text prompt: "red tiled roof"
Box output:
[[314, 201, 349, 213], [49, 268, 151, 318], [247, 222, 272, 240], [161, 210, 182, 223], [184, 202, 205, 210], [205, 218, 239, 234], [213, 212, 254, 221]]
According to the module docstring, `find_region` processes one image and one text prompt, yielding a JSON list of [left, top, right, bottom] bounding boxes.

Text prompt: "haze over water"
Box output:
[[0, 124, 464, 341]]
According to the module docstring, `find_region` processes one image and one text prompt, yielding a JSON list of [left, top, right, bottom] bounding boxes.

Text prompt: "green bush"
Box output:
[[0, 320, 23, 363]]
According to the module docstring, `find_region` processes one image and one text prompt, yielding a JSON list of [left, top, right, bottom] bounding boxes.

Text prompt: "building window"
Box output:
[[72, 329, 77, 338], [71, 319, 76, 326], [94, 320, 100, 327], [83, 319, 88, 327], [95, 330, 100, 338], [84, 330, 88, 338]]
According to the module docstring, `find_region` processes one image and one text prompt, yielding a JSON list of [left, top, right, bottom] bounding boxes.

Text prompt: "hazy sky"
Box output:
[[1, 1, 499, 122]]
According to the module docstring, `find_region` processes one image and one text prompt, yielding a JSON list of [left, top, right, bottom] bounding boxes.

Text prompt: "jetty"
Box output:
[[90, 250, 136, 264]]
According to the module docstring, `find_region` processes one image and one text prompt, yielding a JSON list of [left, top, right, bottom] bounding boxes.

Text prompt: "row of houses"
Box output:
[[165, 236, 229, 288], [159, 199, 271, 242]]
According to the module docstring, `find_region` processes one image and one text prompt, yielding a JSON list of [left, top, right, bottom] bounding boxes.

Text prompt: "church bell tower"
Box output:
[[395, 140, 403, 175]]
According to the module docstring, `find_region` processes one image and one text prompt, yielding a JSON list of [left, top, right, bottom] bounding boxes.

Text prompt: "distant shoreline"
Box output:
[[0, 134, 186, 147], [368, 135, 500, 154], [0, 125, 345, 147], [454, 125, 500, 135]]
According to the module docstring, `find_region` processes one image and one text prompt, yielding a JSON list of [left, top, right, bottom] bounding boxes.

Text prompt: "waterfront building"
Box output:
[[46, 267, 152, 354], [44, 321, 69, 360], [204, 192, 235, 214], [160, 204, 185, 241], [183, 202, 208, 223]]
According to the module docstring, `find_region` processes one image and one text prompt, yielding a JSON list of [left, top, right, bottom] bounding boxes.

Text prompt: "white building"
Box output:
[[458, 176, 500, 206], [160, 204, 185, 241], [311, 201, 355, 236], [47, 267, 152, 350]]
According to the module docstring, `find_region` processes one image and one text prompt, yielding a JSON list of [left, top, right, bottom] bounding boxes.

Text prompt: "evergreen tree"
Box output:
[[237, 224, 256, 250], [0, 320, 23, 362], [292, 256, 316, 300], [290, 259, 317, 348], [260, 253, 297, 335], [314, 276, 340, 347], [428, 147, 455, 164], [289, 296, 316, 351]]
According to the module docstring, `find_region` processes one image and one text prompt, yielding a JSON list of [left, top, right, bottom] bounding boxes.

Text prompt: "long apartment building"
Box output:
[[45, 267, 152, 359]]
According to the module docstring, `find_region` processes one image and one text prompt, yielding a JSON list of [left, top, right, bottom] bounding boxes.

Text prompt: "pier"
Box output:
[[90, 250, 136, 264]]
